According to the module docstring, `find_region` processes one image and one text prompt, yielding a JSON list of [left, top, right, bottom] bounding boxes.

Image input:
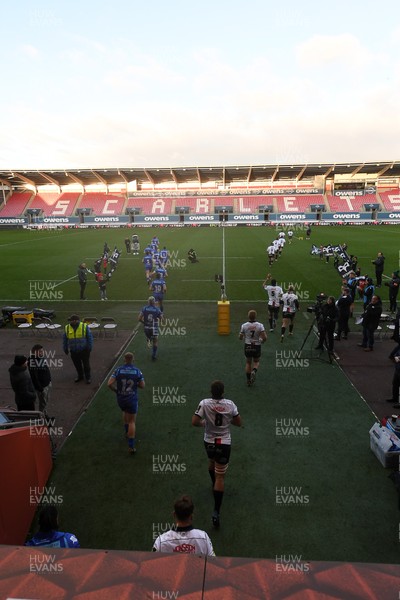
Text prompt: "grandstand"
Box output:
[[0, 192, 32, 217], [28, 192, 81, 216], [378, 188, 400, 211], [0, 162, 399, 221], [326, 193, 379, 212], [235, 195, 265, 213], [77, 192, 125, 215], [125, 196, 174, 215], [274, 194, 325, 213]]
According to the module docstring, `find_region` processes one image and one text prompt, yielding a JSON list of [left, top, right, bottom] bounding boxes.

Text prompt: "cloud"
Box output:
[[296, 34, 373, 69], [19, 44, 40, 59], [1, 31, 400, 170]]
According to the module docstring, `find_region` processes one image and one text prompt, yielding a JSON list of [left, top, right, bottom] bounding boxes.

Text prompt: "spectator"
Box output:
[[28, 344, 52, 414], [385, 348, 400, 408], [9, 355, 37, 411], [358, 295, 382, 352], [389, 308, 400, 360], [363, 278, 375, 310], [77, 263, 87, 300], [386, 271, 400, 313], [371, 252, 385, 287]]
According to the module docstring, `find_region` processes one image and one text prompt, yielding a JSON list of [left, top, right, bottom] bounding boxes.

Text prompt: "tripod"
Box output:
[[300, 316, 334, 364]]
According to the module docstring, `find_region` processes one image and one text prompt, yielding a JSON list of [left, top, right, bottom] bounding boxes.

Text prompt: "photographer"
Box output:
[[315, 295, 338, 353], [358, 295, 382, 352], [336, 288, 353, 341]]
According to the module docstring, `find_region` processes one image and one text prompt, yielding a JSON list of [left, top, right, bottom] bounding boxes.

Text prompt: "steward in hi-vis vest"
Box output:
[[63, 314, 93, 384]]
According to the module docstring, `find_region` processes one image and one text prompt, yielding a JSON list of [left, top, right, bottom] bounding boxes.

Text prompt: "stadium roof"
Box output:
[[1, 161, 399, 189]]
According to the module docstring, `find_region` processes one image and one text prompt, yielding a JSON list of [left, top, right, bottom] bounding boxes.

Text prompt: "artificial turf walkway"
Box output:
[[47, 302, 399, 564]]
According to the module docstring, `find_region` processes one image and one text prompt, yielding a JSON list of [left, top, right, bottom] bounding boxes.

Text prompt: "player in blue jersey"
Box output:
[[25, 506, 80, 548], [159, 246, 169, 266], [150, 277, 167, 312], [142, 251, 153, 283], [108, 352, 145, 454], [139, 296, 163, 360], [154, 264, 168, 280]]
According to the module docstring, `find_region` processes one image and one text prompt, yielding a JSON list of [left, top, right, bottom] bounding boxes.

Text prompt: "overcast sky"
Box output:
[[1, 0, 399, 170]]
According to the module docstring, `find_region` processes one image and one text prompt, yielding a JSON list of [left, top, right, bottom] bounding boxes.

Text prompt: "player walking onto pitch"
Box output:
[[138, 296, 163, 360], [108, 352, 145, 454], [239, 309, 267, 386], [262, 275, 283, 332], [192, 380, 242, 529], [266, 242, 275, 266], [280, 285, 300, 342], [152, 495, 215, 555], [150, 276, 167, 313]]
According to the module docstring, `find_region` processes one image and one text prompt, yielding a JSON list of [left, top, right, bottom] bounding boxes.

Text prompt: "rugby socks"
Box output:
[[213, 490, 224, 512], [289, 324, 294, 334], [208, 469, 215, 486], [281, 326, 286, 336], [128, 437, 136, 450]]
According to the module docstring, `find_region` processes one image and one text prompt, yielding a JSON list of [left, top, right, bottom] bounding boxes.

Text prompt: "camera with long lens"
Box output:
[[307, 293, 327, 316]]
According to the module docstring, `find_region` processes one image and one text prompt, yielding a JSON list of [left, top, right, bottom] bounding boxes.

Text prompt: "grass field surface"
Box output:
[[2, 224, 400, 563]]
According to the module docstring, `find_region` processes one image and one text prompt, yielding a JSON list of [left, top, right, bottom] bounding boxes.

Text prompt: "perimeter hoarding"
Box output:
[[1, 212, 400, 227]]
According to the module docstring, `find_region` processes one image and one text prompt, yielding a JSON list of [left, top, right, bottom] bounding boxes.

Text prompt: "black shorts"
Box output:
[[144, 326, 158, 339], [204, 441, 231, 465], [244, 344, 261, 359], [282, 312, 295, 320], [268, 305, 280, 317]]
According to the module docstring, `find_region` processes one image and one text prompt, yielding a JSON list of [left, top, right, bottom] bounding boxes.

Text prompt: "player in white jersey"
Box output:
[[192, 380, 242, 529], [280, 286, 300, 342], [272, 238, 280, 260], [263, 276, 283, 331], [267, 243, 275, 266], [287, 229, 294, 243], [152, 495, 215, 556], [239, 309, 267, 386], [278, 231, 286, 239], [278, 236, 286, 254]]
